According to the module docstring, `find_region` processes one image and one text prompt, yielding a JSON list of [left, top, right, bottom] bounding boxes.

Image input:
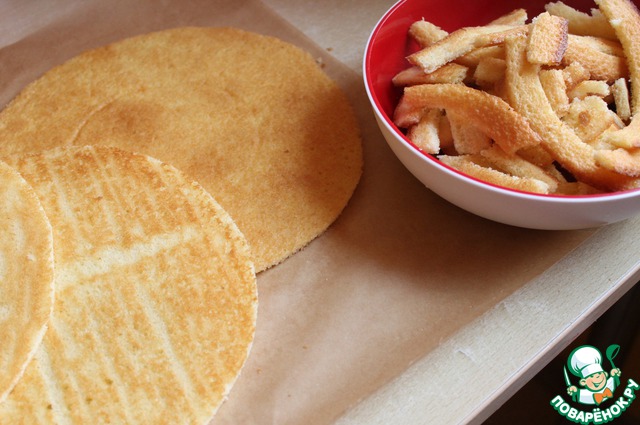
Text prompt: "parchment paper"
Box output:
[[0, 1, 595, 423]]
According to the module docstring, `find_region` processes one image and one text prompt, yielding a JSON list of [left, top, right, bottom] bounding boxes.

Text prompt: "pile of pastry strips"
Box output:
[[393, 0, 640, 195]]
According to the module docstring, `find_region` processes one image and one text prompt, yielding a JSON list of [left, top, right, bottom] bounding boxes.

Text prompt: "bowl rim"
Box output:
[[363, 0, 640, 203]]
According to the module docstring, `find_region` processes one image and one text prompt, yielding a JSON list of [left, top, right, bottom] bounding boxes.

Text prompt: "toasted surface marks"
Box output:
[[0, 161, 53, 404], [0, 27, 363, 272], [0, 146, 257, 424]]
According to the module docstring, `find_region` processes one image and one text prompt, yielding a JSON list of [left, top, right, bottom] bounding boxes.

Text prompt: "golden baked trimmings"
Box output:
[[392, 0, 640, 194]]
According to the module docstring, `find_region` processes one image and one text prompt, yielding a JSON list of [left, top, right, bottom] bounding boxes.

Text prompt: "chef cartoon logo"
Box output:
[[550, 344, 639, 424], [565, 345, 621, 406]]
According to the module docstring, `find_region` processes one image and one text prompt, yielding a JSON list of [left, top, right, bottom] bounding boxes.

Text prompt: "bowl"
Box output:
[[363, 0, 640, 230]]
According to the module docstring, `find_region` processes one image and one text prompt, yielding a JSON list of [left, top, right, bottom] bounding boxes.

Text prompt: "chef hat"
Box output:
[[568, 345, 604, 379]]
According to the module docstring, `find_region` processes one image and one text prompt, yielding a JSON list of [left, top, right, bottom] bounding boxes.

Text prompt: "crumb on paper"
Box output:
[[455, 347, 478, 364]]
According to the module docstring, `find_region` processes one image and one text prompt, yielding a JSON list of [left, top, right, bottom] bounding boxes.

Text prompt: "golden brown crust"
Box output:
[[446, 110, 492, 154], [407, 25, 527, 73], [540, 68, 570, 117], [395, 83, 542, 154], [562, 61, 592, 90], [594, 0, 640, 148], [597, 0, 640, 102], [595, 147, 640, 176], [611, 77, 632, 122], [527, 12, 568, 65], [455, 45, 505, 68], [0, 145, 257, 424], [474, 57, 507, 87], [408, 20, 448, 47], [562, 34, 628, 82], [545, 1, 618, 39], [489, 8, 529, 26], [567, 80, 611, 100], [392, 63, 469, 86], [504, 34, 639, 191], [406, 109, 443, 154], [395, 2, 640, 194], [0, 27, 363, 272], [563, 96, 623, 144], [0, 161, 54, 405], [480, 145, 560, 191], [439, 154, 551, 194]]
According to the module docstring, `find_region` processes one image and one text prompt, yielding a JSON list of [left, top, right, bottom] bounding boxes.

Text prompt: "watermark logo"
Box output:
[[550, 344, 639, 424]]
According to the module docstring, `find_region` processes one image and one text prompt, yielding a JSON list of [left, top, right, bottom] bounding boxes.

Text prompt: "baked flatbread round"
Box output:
[[0, 161, 53, 404], [0, 146, 257, 424], [0, 27, 363, 271]]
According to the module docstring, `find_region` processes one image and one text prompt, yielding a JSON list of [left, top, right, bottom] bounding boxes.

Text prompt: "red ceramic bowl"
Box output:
[[363, 0, 640, 230]]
